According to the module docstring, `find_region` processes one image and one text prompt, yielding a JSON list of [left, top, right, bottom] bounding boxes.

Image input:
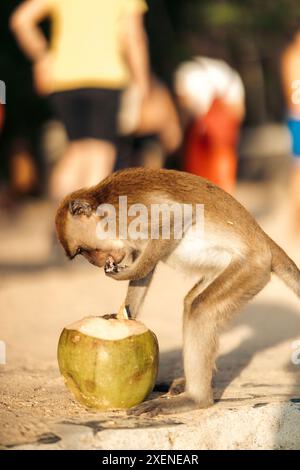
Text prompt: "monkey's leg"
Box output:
[[167, 276, 209, 396], [128, 259, 270, 416], [125, 270, 155, 319]]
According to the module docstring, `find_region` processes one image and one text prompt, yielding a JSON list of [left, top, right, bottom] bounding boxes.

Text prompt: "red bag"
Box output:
[[183, 99, 239, 193], [0, 104, 5, 133]]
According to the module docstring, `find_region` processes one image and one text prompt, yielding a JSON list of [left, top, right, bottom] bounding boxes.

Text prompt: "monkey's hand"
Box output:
[[104, 255, 133, 279], [104, 256, 123, 275], [127, 393, 213, 417], [104, 253, 151, 281], [104, 240, 172, 281]]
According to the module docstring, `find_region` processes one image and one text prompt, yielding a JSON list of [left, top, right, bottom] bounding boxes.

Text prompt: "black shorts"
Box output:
[[50, 88, 122, 143]]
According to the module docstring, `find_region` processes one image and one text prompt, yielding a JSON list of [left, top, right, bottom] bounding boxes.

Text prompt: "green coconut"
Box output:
[[57, 310, 159, 410]]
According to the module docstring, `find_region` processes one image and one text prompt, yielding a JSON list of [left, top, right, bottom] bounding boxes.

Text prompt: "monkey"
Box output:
[[55, 167, 300, 416]]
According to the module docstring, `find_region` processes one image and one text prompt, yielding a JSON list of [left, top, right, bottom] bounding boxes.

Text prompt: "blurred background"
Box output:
[[1, 0, 300, 202]]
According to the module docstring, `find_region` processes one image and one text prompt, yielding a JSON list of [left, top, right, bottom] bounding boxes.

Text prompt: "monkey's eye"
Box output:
[[76, 247, 83, 256]]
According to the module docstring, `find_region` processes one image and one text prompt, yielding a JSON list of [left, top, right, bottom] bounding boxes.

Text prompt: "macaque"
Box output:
[[55, 168, 300, 416]]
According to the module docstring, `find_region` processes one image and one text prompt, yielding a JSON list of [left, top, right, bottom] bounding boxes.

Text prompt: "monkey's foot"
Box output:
[[127, 393, 213, 417], [168, 377, 186, 396]]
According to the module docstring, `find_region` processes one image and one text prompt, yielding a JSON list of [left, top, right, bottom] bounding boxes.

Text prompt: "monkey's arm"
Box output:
[[125, 270, 155, 319], [105, 239, 172, 281]]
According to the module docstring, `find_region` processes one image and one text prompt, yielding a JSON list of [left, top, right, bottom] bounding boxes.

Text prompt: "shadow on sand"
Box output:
[[157, 301, 300, 448]]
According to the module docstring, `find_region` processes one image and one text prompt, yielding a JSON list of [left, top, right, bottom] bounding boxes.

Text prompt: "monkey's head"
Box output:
[[55, 190, 126, 269]]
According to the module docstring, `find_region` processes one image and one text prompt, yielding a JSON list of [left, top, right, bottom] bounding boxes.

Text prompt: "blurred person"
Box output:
[[10, 0, 150, 201], [118, 77, 182, 168], [0, 66, 42, 206], [281, 29, 300, 237], [175, 57, 245, 194]]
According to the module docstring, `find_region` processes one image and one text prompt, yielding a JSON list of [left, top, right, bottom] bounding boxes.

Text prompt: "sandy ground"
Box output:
[[1, 181, 300, 449]]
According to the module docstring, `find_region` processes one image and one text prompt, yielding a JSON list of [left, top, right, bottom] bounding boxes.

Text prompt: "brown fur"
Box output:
[[55, 168, 300, 416]]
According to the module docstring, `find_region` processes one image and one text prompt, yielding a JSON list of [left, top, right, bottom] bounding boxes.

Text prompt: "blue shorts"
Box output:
[[287, 117, 300, 157]]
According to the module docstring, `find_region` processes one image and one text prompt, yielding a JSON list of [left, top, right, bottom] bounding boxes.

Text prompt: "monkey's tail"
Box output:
[[269, 237, 300, 298]]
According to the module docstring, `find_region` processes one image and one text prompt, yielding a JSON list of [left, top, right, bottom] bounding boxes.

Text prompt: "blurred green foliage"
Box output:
[[166, 0, 300, 34]]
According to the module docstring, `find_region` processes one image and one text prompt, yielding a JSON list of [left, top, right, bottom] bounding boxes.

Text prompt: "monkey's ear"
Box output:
[[69, 199, 92, 217]]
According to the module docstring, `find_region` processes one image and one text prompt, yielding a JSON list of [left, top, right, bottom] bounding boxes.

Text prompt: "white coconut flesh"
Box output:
[[65, 316, 148, 341]]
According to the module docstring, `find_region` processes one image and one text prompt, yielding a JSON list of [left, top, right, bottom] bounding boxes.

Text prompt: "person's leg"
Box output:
[[81, 88, 119, 186], [49, 91, 82, 201], [49, 138, 116, 201], [48, 89, 118, 264], [49, 88, 119, 201], [48, 137, 116, 266], [49, 140, 83, 201], [79, 138, 116, 187]]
